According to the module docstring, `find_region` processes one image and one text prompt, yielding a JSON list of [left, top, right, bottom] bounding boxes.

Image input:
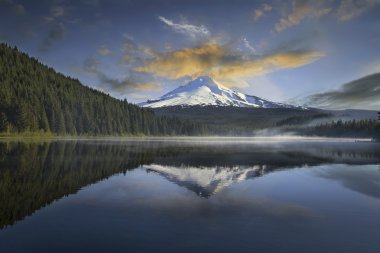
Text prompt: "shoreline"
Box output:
[[0, 135, 374, 143]]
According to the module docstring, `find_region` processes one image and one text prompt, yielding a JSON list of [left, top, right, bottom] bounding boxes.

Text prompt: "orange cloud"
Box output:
[[134, 82, 162, 92], [135, 42, 223, 79], [98, 46, 111, 56], [253, 3, 272, 21], [209, 51, 325, 79], [134, 41, 324, 86]]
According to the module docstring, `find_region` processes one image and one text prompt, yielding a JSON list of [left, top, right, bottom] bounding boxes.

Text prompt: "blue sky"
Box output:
[[1, 0, 380, 108]]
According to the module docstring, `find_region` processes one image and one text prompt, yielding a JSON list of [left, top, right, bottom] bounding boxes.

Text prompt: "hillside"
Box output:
[[0, 44, 206, 136]]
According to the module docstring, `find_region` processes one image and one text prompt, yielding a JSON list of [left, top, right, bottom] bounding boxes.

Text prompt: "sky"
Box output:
[[1, 0, 380, 109]]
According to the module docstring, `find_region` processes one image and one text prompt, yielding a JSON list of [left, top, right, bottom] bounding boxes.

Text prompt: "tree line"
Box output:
[[0, 43, 208, 136], [290, 119, 380, 138]]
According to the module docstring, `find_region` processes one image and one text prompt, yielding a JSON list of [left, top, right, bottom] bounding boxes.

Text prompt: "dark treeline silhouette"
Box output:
[[153, 105, 327, 134], [287, 119, 380, 138], [0, 43, 207, 135]]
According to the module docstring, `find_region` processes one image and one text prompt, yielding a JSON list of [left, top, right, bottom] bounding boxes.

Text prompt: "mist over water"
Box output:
[[0, 139, 379, 253]]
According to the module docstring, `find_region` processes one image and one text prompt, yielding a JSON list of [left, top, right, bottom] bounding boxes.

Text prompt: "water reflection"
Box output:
[[145, 164, 270, 198], [0, 140, 379, 230], [314, 165, 380, 199]]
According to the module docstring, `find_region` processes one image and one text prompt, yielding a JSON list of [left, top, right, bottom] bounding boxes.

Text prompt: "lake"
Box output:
[[0, 138, 379, 253]]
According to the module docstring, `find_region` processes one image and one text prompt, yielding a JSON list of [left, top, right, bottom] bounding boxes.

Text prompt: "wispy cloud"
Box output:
[[82, 56, 135, 94], [44, 4, 69, 23], [274, 0, 374, 32], [306, 72, 380, 110], [158, 16, 210, 39], [40, 22, 66, 52], [98, 45, 111, 56], [253, 3, 272, 21], [130, 93, 149, 100], [337, 0, 374, 22], [120, 33, 155, 64], [134, 41, 324, 87], [275, 0, 332, 32], [242, 37, 256, 54], [39, 4, 71, 52], [81, 56, 161, 95], [0, 0, 25, 15]]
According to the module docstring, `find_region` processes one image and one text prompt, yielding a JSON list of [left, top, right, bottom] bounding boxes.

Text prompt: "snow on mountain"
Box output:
[[144, 164, 268, 198], [139, 76, 294, 108]]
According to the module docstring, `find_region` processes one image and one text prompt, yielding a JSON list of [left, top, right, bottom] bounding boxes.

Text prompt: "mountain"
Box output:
[[0, 43, 206, 136], [139, 76, 295, 108]]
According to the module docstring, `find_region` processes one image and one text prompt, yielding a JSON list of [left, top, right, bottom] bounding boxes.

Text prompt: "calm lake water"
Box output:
[[0, 138, 379, 253]]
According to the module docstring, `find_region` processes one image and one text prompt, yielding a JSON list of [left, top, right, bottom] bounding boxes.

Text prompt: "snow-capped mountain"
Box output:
[[139, 76, 294, 108], [144, 164, 269, 198]]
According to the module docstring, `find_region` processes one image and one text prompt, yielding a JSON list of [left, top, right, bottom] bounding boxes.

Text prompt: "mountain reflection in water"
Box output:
[[1, 139, 379, 229]]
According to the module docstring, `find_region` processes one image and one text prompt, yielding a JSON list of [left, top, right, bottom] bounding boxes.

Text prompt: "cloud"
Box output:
[[363, 60, 380, 76], [271, 30, 323, 52], [130, 93, 149, 100], [99, 76, 137, 95], [40, 22, 66, 52], [122, 33, 137, 52], [83, 56, 100, 73], [275, 0, 332, 32], [51, 5, 65, 18], [274, 0, 374, 32], [39, 4, 71, 52], [158, 16, 210, 39], [120, 33, 155, 65], [82, 56, 135, 94], [242, 37, 256, 54], [98, 46, 111, 56], [122, 54, 136, 64], [0, 0, 25, 15], [80, 0, 100, 6], [134, 41, 223, 80], [253, 3, 272, 21], [336, 0, 374, 22], [44, 4, 68, 23], [306, 72, 380, 110], [81, 56, 161, 95], [134, 82, 162, 92], [134, 41, 324, 87], [99, 75, 161, 94]]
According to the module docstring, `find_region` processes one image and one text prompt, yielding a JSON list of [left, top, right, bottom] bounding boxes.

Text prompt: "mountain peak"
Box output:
[[192, 76, 214, 84], [188, 76, 220, 88], [139, 76, 295, 108]]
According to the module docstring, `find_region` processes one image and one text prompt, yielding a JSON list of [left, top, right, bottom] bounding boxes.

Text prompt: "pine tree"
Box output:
[[15, 104, 28, 132], [40, 107, 50, 132], [55, 112, 66, 134], [0, 112, 8, 132]]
